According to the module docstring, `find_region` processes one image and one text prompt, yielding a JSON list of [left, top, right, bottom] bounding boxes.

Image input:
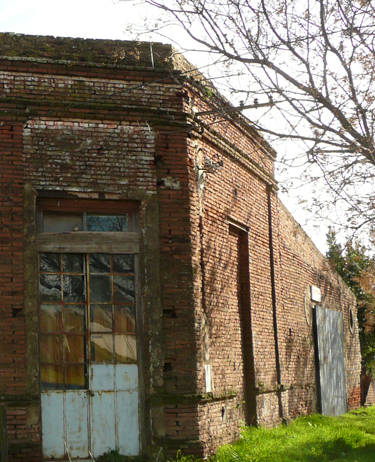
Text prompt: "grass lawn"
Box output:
[[212, 407, 375, 462]]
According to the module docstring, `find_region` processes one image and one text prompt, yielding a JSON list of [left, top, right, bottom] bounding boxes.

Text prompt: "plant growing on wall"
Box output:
[[327, 229, 375, 372]]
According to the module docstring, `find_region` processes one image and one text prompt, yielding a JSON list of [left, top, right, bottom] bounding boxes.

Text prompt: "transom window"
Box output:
[[36, 198, 138, 233]]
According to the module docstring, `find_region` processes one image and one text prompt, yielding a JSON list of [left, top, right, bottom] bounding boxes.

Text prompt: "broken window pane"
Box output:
[[115, 334, 137, 364], [64, 335, 85, 363], [41, 365, 64, 390], [91, 305, 113, 332], [41, 335, 63, 363], [113, 254, 134, 273], [89, 254, 111, 273], [40, 274, 62, 302], [91, 334, 114, 363], [86, 214, 128, 232], [113, 276, 135, 303], [64, 305, 85, 333], [65, 365, 86, 390], [40, 304, 63, 333], [90, 275, 112, 303], [114, 305, 135, 333], [63, 254, 84, 274], [63, 275, 85, 303], [40, 253, 61, 273], [43, 212, 83, 233]]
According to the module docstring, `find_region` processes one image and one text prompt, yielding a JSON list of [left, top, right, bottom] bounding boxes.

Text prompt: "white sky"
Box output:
[[0, 0, 329, 253]]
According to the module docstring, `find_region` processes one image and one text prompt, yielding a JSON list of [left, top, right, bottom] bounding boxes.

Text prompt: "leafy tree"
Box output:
[[124, 0, 375, 237], [327, 228, 375, 372]]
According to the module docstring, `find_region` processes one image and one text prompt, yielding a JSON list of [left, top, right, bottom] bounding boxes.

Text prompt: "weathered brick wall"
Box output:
[[185, 105, 280, 452], [184, 79, 361, 453], [0, 37, 199, 459], [153, 128, 200, 454], [0, 33, 362, 461], [275, 202, 361, 416], [23, 119, 157, 192], [0, 123, 42, 460]]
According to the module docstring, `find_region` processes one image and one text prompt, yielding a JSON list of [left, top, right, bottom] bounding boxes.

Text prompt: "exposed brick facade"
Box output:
[[0, 33, 361, 461]]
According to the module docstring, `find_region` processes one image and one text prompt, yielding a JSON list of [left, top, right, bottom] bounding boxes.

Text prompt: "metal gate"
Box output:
[[39, 252, 139, 459], [315, 305, 347, 416]]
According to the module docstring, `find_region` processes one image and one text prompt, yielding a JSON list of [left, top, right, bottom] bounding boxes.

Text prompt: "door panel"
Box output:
[[65, 392, 89, 457], [41, 393, 65, 458], [117, 390, 140, 455], [91, 392, 116, 456], [91, 364, 115, 391], [116, 364, 138, 390], [315, 306, 347, 416]]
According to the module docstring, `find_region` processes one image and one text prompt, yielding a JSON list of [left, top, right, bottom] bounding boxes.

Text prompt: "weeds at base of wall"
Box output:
[[168, 407, 375, 462]]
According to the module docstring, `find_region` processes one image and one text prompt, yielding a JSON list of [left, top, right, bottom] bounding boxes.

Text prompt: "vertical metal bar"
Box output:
[[266, 185, 284, 421], [86, 253, 92, 455], [134, 254, 142, 453]]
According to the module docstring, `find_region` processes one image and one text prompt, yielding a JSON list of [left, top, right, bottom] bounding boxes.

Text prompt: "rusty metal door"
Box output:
[[315, 305, 347, 416], [39, 253, 139, 459]]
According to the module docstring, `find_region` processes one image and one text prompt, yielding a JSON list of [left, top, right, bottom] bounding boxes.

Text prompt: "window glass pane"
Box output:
[[40, 274, 62, 302], [41, 335, 63, 363], [90, 275, 112, 303], [114, 276, 135, 303], [43, 212, 83, 233], [86, 214, 128, 232], [89, 254, 111, 273], [63, 254, 84, 273], [40, 305, 62, 333], [64, 335, 85, 363], [64, 305, 85, 333], [63, 275, 85, 302], [91, 305, 112, 332], [114, 305, 135, 333], [40, 253, 61, 273], [113, 255, 134, 273], [65, 365, 86, 390], [91, 334, 114, 363], [115, 334, 137, 364], [41, 365, 63, 390]]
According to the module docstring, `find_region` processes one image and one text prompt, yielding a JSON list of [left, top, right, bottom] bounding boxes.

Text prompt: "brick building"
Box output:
[[0, 33, 361, 461]]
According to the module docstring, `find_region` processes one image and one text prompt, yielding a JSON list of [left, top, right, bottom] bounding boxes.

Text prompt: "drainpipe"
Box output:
[[266, 184, 284, 421]]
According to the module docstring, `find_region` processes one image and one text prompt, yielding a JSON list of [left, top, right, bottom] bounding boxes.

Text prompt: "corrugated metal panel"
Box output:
[[315, 306, 347, 416]]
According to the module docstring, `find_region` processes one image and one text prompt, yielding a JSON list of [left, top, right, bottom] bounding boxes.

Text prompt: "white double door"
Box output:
[[39, 253, 140, 459]]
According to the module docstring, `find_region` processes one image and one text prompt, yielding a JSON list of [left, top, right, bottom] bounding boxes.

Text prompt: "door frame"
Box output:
[[34, 199, 144, 459]]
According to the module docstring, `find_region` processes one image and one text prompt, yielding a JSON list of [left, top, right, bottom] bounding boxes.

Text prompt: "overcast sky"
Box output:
[[0, 0, 330, 253], [0, 0, 138, 40]]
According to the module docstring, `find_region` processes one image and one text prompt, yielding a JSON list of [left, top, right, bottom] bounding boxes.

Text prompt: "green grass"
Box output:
[[211, 407, 375, 462]]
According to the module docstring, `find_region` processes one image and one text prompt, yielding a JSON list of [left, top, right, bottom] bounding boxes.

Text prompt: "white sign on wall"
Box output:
[[311, 285, 322, 303], [205, 364, 212, 393]]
